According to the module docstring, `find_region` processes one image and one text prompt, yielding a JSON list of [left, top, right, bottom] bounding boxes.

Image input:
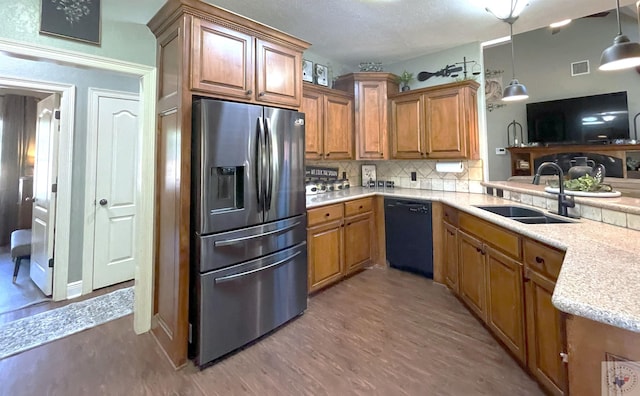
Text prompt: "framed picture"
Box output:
[[40, 0, 101, 45], [361, 164, 376, 186], [302, 59, 314, 83], [315, 63, 329, 86]]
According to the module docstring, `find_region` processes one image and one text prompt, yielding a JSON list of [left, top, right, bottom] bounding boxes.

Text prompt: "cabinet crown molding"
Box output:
[[148, 0, 310, 51], [389, 79, 480, 99]]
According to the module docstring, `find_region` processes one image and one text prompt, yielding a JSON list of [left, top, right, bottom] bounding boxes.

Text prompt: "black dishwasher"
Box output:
[[384, 198, 433, 278]]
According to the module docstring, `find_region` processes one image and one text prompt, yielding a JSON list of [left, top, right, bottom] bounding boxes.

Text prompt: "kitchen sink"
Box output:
[[474, 205, 576, 224], [475, 205, 544, 218]]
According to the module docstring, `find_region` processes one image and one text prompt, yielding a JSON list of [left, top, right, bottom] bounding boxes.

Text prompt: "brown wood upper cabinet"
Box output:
[[147, 0, 309, 368], [390, 80, 480, 160], [333, 73, 399, 159], [191, 13, 305, 108], [301, 83, 354, 160]]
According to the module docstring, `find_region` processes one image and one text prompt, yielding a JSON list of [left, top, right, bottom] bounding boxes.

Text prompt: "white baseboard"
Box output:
[[67, 281, 83, 299]]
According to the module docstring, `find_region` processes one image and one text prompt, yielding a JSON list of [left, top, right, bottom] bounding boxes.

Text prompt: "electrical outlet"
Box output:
[[496, 147, 507, 155], [411, 171, 417, 181]]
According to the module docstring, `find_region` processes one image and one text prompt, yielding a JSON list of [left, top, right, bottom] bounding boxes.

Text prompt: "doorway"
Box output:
[[0, 37, 156, 334], [0, 80, 74, 318]]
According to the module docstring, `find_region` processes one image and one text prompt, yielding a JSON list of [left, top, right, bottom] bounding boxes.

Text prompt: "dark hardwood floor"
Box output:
[[0, 268, 543, 396]]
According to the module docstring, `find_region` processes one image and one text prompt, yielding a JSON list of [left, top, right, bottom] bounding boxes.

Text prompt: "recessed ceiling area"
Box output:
[[105, 0, 639, 68]]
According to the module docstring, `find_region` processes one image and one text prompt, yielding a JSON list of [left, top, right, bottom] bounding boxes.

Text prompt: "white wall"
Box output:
[[484, 12, 640, 181]]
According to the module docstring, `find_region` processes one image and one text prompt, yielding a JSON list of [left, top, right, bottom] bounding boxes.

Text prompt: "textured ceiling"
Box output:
[[104, 0, 639, 68]]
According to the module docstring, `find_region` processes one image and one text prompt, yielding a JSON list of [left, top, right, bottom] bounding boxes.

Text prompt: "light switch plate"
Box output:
[[496, 148, 507, 155]]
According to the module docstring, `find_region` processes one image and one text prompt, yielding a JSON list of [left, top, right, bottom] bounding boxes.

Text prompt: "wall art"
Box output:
[[40, 0, 101, 45]]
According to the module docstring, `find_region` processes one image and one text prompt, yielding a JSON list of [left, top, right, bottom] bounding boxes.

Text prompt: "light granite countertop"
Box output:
[[306, 187, 640, 333]]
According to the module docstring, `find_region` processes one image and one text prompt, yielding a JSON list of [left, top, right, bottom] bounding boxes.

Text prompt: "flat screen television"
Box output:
[[526, 91, 630, 145]]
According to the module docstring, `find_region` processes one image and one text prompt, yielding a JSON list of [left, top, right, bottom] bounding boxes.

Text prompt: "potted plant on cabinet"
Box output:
[[396, 71, 414, 91]]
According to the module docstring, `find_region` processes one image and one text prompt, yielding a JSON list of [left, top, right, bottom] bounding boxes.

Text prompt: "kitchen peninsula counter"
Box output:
[[306, 186, 640, 334]]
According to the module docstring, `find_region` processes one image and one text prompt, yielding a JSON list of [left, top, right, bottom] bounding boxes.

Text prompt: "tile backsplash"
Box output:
[[306, 159, 484, 193]]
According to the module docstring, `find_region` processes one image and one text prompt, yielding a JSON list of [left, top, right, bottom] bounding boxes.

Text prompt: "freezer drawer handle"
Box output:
[[213, 222, 302, 247], [214, 250, 302, 284]]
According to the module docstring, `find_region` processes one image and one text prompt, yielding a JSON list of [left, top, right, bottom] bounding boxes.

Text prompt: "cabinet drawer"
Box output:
[[344, 197, 373, 217], [443, 205, 459, 227], [307, 204, 344, 226], [523, 239, 565, 281], [459, 212, 521, 259]]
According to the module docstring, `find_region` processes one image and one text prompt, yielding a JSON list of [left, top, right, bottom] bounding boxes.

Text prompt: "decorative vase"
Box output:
[[401, 84, 410, 91], [567, 156, 606, 181]]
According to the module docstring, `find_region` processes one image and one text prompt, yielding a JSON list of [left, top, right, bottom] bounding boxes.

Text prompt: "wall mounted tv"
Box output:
[[526, 91, 630, 145]]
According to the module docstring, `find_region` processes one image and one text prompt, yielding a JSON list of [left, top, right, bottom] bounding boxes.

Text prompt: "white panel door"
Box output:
[[31, 93, 60, 296], [92, 95, 140, 289]]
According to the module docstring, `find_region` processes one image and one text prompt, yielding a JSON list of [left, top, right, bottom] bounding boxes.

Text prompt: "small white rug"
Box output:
[[0, 286, 134, 360]]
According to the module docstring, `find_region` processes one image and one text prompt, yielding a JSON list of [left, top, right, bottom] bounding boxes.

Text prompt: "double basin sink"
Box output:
[[474, 205, 576, 224]]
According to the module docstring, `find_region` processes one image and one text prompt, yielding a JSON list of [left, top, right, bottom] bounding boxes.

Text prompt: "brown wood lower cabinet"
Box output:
[[485, 246, 526, 365], [443, 207, 568, 395], [567, 315, 640, 396], [458, 230, 487, 321], [525, 268, 568, 395], [307, 197, 375, 293], [443, 221, 459, 293], [344, 212, 373, 275], [307, 219, 344, 293]]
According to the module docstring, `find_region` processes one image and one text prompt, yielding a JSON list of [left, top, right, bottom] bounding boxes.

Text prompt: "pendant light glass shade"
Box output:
[[502, 79, 529, 101], [599, 0, 640, 71]]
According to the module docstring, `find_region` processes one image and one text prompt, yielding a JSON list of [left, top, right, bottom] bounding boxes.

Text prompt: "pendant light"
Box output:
[[502, 12, 528, 101], [599, 0, 640, 71]]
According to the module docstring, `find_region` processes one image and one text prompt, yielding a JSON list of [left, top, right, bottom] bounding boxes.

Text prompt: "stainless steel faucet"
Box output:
[[532, 162, 575, 217]]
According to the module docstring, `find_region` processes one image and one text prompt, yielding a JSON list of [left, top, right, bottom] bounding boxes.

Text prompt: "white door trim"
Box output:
[[0, 38, 157, 334], [83, 88, 140, 295], [0, 76, 74, 302]]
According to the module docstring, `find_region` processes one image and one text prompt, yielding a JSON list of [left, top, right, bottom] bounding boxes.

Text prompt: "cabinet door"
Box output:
[[391, 94, 425, 159], [424, 87, 466, 159], [485, 246, 526, 364], [323, 94, 354, 160], [525, 268, 568, 396], [191, 18, 254, 100], [344, 213, 373, 275], [357, 81, 387, 159], [458, 230, 486, 321], [443, 222, 459, 293], [255, 39, 301, 107], [307, 220, 344, 293], [301, 89, 323, 160]]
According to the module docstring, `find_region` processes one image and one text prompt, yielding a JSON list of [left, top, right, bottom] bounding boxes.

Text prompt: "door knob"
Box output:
[[99, 199, 108, 206], [30, 197, 37, 203]]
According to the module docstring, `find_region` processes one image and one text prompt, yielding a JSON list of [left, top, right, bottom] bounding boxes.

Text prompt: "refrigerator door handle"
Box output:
[[264, 117, 273, 211], [256, 117, 265, 209], [213, 221, 302, 247], [213, 250, 302, 284]]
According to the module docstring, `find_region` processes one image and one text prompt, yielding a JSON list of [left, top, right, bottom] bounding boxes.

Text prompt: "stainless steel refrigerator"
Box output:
[[190, 99, 307, 367]]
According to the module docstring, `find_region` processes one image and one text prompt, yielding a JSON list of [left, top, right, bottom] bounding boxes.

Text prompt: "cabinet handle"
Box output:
[[326, 153, 331, 157], [475, 247, 485, 255], [379, 153, 384, 157], [560, 352, 569, 363], [325, 213, 330, 217], [246, 89, 253, 95], [535, 256, 545, 264], [259, 92, 265, 97], [359, 205, 363, 209]]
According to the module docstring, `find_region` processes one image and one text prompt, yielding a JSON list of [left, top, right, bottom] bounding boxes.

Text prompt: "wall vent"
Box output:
[[571, 60, 590, 76]]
